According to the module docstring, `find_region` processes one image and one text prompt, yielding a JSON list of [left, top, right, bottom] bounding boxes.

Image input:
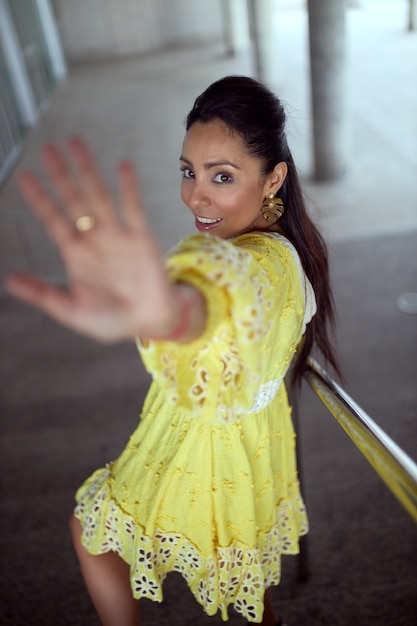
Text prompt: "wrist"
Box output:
[[164, 289, 193, 341], [162, 283, 206, 343]]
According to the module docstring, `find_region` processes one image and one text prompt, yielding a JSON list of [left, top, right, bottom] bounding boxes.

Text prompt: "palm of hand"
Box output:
[[6, 138, 176, 342]]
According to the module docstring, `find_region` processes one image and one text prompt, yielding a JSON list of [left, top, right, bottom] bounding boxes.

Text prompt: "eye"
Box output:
[[180, 166, 194, 179], [213, 172, 233, 184]]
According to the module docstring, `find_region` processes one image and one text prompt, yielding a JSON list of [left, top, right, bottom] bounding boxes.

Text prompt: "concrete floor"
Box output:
[[1, 2, 416, 625]]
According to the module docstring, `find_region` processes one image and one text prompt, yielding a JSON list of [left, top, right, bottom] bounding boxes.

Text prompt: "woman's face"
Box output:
[[180, 119, 285, 240]]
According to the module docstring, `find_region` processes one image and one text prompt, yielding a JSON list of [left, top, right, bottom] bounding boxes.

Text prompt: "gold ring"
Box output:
[[76, 215, 96, 232]]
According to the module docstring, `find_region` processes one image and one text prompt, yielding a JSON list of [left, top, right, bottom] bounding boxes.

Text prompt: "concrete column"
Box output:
[[35, 0, 67, 80], [408, 0, 416, 31], [308, 0, 347, 180], [248, 0, 278, 83], [0, 0, 38, 127], [221, 0, 251, 56]]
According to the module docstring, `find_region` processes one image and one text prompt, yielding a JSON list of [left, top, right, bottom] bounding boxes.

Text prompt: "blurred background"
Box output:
[[0, 1, 416, 625]]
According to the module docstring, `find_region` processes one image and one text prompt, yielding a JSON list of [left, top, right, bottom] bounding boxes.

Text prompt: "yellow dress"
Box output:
[[74, 231, 316, 623]]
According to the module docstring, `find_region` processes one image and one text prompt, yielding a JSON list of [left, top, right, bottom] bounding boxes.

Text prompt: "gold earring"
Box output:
[[261, 193, 284, 224]]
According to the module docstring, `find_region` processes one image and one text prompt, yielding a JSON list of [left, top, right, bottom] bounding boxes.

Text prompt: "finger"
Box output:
[[18, 171, 72, 245], [118, 160, 147, 229], [68, 136, 115, 222], [42, 143, 86, 224], [5, 273, 72, 325]]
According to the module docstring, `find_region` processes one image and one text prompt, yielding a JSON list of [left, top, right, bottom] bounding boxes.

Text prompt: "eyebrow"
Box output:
[[179, 155, 241, 170]]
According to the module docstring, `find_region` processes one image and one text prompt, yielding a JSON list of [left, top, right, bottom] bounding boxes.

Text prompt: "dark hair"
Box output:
[[186, 75, 341, 385]]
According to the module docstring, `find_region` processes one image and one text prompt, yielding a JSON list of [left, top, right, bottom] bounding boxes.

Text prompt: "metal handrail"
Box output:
[[304, 357, 417, 523]]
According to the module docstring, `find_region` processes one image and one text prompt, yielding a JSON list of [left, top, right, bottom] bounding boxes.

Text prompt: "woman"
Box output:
[[6, 76, 339, 625]]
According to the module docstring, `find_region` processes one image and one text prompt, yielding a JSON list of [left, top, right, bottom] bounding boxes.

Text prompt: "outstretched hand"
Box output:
[[5, 138, 180, 342]]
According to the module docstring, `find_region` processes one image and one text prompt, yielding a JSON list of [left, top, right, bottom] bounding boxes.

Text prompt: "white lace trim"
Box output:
[[246, 376, 284, 413]]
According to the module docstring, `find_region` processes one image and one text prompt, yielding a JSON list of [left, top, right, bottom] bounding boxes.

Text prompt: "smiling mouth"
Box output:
[[196, 216, 222, 224]]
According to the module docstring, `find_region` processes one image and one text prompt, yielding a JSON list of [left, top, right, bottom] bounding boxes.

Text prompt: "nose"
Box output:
[[184, 179, 210, 211]]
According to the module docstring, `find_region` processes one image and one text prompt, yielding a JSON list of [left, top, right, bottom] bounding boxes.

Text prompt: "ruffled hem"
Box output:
[[74, 466, 308, 623]]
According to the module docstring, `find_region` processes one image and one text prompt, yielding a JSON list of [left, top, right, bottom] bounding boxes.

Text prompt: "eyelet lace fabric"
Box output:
[[75, 466, 308, 622], [75, 233, 316, 623]]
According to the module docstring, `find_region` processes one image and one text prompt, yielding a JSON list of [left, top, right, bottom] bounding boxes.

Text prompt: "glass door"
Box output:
[[6, 0, 55, 112], [0, 43, 23, 183]]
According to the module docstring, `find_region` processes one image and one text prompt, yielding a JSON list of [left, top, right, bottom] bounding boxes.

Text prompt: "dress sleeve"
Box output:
[[137, 233, 309, 417]]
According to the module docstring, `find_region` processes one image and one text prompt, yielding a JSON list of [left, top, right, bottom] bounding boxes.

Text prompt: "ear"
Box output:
[[263, 161, 288, 197]]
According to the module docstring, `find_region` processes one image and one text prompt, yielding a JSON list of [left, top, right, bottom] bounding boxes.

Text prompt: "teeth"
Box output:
[[196, 216, 222, 224]]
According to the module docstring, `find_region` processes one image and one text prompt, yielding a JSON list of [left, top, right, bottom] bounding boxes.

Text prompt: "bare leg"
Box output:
[[69, 514, 140, 626], [253, 589, 287, 626]]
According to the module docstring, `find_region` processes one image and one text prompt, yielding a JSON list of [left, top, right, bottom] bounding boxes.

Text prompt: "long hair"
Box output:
[[186, 75, 341, 385]]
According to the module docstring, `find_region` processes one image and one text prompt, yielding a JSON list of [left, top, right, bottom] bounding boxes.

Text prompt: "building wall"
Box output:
[[53, 0, 224, 62]]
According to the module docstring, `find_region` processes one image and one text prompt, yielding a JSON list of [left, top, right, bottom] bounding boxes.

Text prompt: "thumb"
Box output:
[[5, 272, 71, 322]]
